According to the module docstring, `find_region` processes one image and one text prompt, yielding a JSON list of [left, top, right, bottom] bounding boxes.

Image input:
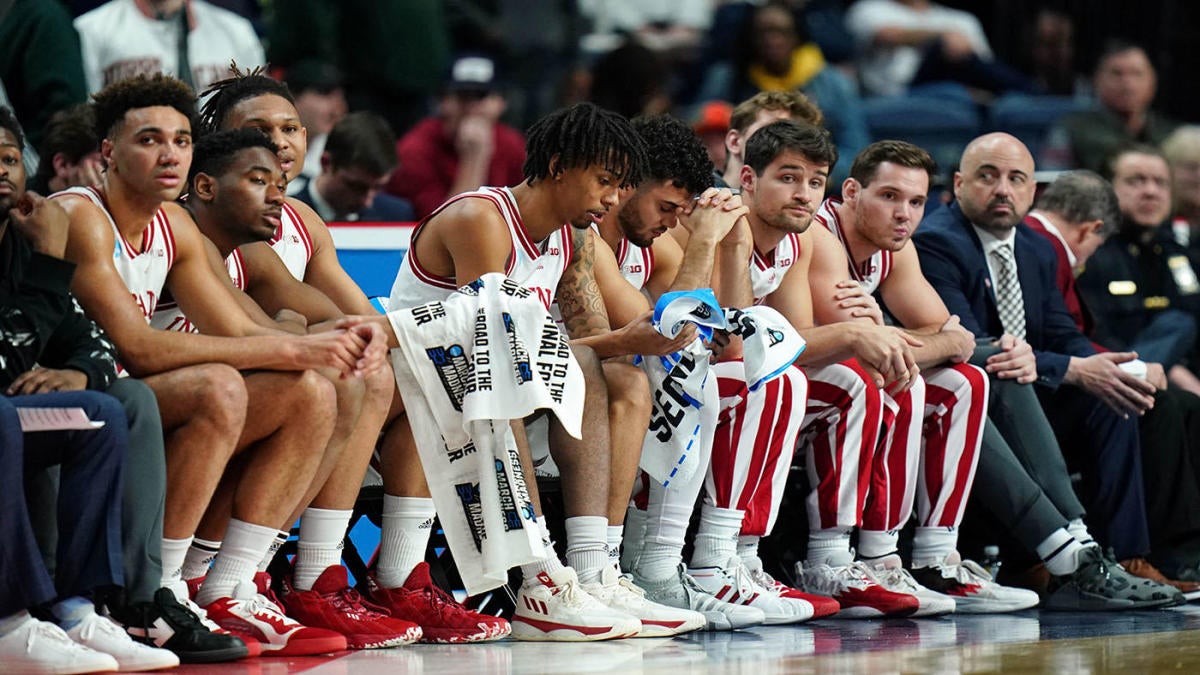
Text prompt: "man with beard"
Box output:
[[914, 132, 1183, 607], [383, 102, 693, 640], [593, 114, 827, 628], [808, 140, 1041, 613]]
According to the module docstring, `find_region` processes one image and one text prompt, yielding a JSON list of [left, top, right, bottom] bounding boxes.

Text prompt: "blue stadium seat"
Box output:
[[863, 94, 982, 175], [987, 94, 1088, 159]]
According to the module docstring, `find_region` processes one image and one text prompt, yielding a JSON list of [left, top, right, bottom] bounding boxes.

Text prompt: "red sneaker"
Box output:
[[795, 561, 920, 618], [281, 566, 422, 649], [367, 563, 511, 643], [749, 567, 842, 619], [202, 579, 347, 656]]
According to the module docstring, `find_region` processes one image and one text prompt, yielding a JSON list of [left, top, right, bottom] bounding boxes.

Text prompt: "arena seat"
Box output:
[[987, 94, 1088, 161], [863, 94, 982, 177]]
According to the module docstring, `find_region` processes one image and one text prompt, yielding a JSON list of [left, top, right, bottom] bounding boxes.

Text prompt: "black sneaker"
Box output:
[[1042, 546, 1180, 611], [110, 587, 250, 663]]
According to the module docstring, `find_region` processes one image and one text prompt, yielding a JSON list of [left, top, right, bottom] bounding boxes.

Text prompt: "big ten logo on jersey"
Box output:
[[454, 481, 485, 551], [131, 291, 157, 321], [426, 344, 470, 411], [535, 320, 571, 403], [501, 313, 534, 384]]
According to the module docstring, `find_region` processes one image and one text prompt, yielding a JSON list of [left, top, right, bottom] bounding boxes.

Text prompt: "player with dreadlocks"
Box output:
[[385, 101, 703, 640]]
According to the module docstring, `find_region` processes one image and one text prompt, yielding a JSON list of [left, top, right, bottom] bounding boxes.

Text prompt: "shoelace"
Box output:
[[28, 621, 80, 652], [415, 580, 471, 620], [327, 586, 390, 619], [616, 575, 647, 600], [873, 566, 920, 594], [955, 560, 995, 586], [172, 596, 221, 632], [751, 568, 788, 594], [78, 614, 126, 642], [835, 562, 881, 591], [241, 593, 297, 626]]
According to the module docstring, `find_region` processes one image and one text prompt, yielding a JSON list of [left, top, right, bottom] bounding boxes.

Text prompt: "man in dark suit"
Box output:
[[290, 111, 415, 222], [914, 132, 1183, 604]]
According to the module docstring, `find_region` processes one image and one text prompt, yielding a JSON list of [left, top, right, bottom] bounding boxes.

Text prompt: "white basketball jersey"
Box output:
[[53, 186, 176, 322], [269, 201, 313, 281], [389, 186, 573, 311], [151, 249, 246, 333], [749, 232, 801, 303], [616, 236, 654, 292], [814, 197, 892, 294]]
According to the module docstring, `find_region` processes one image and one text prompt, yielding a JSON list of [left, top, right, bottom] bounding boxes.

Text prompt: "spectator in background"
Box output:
[[0, 0, 88, 151], [714, 89, 823, 189], [696, 2, 868, 184], [74, 0, 264, 95], [28, 104, 102, 196], [285, 60, 348, 187], [292, 111, 414, 223], [692, 100, 731, 170], [845, 0, 1034, 98], [577, 0, 712, 53], [268, 0, 450, 136], [1162, 126, 1200, 257], [1025, 8, 1087, 98], [1076, 145, 1200, 395], [589, 40, 672, 120], [1045, 41, 1178, 174], [386, 55, 525, 220]]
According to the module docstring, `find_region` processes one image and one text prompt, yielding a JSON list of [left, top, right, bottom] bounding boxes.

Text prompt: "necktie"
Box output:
[[991, 243, 1026, 340]]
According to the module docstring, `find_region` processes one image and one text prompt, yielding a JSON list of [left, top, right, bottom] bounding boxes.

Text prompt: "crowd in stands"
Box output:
[[7, 0, 1200, 673]]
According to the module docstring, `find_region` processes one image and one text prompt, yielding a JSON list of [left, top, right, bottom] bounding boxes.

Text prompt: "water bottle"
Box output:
[[980, 545, 1002, 581]]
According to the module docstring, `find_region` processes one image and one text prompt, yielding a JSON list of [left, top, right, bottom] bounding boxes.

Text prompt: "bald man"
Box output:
[[913, 133, 1183, 609]]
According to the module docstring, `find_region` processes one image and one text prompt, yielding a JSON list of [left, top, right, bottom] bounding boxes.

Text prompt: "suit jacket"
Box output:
[[913, 201, 1096, 389], [1023, 214, 1107, 353], [291, 177, 416, 222]]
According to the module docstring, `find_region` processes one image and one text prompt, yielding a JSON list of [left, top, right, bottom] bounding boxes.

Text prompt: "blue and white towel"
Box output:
[[387, 273, 584, 594]]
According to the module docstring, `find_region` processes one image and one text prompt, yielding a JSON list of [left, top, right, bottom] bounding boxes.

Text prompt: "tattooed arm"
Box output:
[[557, 227, 694, 359]]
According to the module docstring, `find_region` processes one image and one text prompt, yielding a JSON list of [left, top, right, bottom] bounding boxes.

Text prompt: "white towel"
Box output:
[[638, 290, 727, 487], [638, 291, 806, 487], [388, 273, 584, 594]]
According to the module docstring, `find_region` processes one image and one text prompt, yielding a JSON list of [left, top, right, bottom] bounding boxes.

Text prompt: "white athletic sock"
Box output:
[[912, 527, 959, 569], [257, 531, 290, 573], [806, 528, 853, 567], [565, 516, 609, 585], [294, 508, 352, 591], [195, 520, 278, 606], [637, 488, 694, 581], [160, 536, 193, 590], [621, 505, 647, 572], [182, 537, 221, 581], [690, 505, 743, 569], [1039, 527, 1087, 576], [376, 495, 436, 589], [606, 525, 624, 568], [1066, 518, 1096, 546], [857, 529, 901, 561], [520, 515, 567, 581], [738, 536, 763, 572]]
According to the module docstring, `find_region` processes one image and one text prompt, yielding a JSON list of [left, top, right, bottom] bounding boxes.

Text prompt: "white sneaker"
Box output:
[[632, 564, 764, 631], [65, 607, 180, 671], [512, 567, 642, 641], [583, 566, 705, 637], [864, 554, 956, 617], [689, 556, 814, 625], [795, 560, 921, 618], [747, 567, 842, 618], [910, 553, 1040, 613], [0, 613, 119, 674]]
